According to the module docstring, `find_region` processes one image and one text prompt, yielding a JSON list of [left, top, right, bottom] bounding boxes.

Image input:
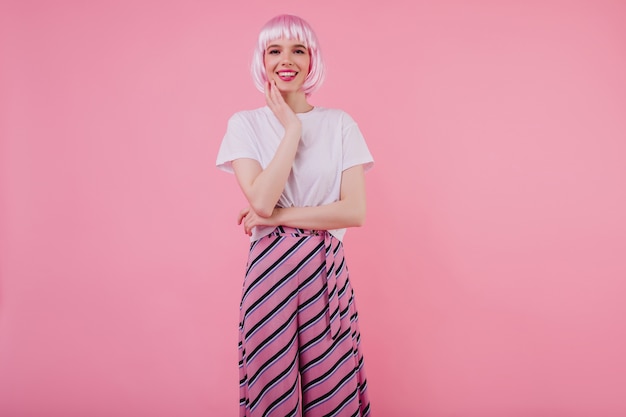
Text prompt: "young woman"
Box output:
[[216, 14, 373, 417]]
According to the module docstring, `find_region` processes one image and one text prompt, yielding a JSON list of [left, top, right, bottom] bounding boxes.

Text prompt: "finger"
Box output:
[[271, 80, 283, 103], [268, 79, 278, 100], [245, 216, 253, 233], [237, 207, 248, 225], [273, 90, 291, 115], [264, 81, 272, 105], [271, 80, 286, 109], [265, 81, 280, 111], [267, 87, 282, 114]]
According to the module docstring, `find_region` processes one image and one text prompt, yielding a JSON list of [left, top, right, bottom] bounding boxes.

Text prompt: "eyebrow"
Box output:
[[266, 44, 307, 50]]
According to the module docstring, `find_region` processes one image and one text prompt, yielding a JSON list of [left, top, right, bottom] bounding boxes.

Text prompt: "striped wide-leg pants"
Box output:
[[238, 226, 371, 417]]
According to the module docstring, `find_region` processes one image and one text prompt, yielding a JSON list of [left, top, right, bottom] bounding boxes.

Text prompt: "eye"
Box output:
[[294, 49, 306, 54], [267, 49, 280, 55]]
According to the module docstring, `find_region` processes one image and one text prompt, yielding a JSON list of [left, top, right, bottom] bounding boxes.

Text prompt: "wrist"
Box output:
[[285, 120, 302, 134], [273, 207, 285, 225]]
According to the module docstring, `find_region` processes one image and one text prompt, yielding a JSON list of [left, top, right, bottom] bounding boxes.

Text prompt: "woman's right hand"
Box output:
[[232, 80, 303, 217], [264, 80, 302, 133], [238, 205, 280, 236]]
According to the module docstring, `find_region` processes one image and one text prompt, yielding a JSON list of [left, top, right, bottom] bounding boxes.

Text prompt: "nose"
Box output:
[[280, 55, 293, 66]]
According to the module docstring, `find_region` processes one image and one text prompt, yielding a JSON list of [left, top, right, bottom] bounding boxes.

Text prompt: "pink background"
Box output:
[[2, 1, 626, 416]]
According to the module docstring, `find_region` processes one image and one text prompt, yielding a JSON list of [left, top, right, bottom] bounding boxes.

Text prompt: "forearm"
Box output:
[[238, 165, 368, 236], [273, 199, 366, 231], [273, 164, 367, 230], [234, 127, 300, 217], [250, 129, 300, 213]]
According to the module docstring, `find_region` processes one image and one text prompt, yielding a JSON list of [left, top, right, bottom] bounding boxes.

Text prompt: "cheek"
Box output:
[[302, 57, 311, 74], [263, 55, 274, 72]]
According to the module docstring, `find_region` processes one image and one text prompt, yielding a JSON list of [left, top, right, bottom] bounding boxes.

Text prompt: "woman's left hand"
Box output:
[[238, 206, 279, 236]]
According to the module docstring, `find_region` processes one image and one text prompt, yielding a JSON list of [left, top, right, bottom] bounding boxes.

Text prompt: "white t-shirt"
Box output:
[[216, 106, 374, 242]]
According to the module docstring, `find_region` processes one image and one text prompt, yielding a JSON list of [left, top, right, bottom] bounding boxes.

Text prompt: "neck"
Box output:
[[281, 91, 314, 113]]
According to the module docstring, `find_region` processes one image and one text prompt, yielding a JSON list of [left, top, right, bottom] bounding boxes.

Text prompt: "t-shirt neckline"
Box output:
[[263, 105, 320, 118]]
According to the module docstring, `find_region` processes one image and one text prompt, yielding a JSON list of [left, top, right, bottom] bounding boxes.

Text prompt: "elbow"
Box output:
[[353, 213, 366, 228], [349, 204, 366, 228], [251, 201, 275, 218], [246, 191, 278, 218], [340, 197, 366, 227]]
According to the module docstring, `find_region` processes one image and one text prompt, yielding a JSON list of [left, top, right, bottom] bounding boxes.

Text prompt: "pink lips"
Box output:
[[277, 71, 297, 81]]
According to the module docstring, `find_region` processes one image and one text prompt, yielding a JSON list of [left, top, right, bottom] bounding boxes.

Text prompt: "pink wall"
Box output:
[[2, 1, 626, 416]]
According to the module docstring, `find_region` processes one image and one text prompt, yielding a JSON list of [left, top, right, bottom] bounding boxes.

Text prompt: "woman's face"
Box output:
[[264, 38, 310, 94]]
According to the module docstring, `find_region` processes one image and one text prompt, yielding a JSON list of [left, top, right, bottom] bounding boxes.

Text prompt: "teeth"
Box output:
[[278, 72, 296, 77]]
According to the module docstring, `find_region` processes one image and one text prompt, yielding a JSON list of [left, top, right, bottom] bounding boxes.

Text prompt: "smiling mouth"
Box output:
[[277, 71, 297, 79]]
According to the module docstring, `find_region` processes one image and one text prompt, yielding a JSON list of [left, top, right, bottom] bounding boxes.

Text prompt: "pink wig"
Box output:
[[251, 15, 325, 96]]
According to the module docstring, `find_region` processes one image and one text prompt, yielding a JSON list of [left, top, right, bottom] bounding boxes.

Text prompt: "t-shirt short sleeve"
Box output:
[[341, 112, 374, 172], [216, 112, 260, 173]]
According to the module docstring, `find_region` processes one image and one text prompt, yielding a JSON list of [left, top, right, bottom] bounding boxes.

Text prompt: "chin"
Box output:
[[278, 84, 304, 93]]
